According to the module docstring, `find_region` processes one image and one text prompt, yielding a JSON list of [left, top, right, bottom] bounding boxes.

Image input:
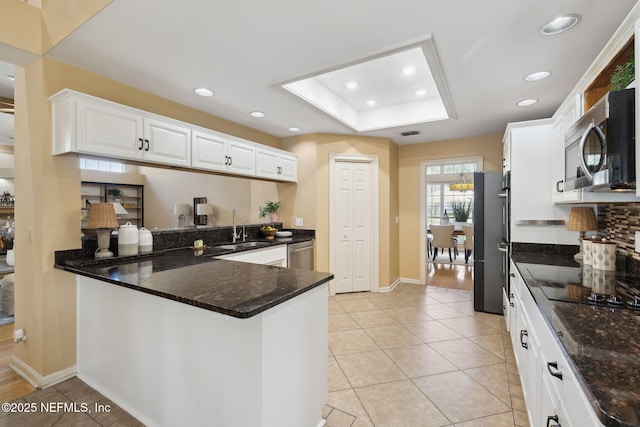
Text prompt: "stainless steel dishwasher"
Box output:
[[287, 240, 315, 270]]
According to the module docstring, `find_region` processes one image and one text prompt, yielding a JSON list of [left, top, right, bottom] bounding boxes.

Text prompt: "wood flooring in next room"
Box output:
[[427, 262, 474, 292]]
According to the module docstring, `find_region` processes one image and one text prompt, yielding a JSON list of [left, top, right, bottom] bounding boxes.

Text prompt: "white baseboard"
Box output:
[[378, 278, 402, 293], [317, 419, 327, 427], [399, 277, 425, 285], [10, 355, 77, 389]]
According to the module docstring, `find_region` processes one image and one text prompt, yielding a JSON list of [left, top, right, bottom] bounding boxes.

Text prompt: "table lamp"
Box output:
[[112, 202, 129, 219], [566, 207, 598, 263], [174, 203, 191, 227], [196, 203, 214, 226], [86, 203, 120, 259]]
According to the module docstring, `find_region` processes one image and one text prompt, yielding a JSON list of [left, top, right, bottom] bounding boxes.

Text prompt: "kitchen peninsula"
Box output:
[[55, 240, 333, 427]]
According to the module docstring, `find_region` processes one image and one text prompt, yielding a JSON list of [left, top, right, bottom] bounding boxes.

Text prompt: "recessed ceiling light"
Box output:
[[288, 127, 301, 132], [194, 87, 214, 97], [524, 71, 551, 82], [415, 89, 427, 97], [402, 65, 417, 76], [517, 99, 538, 107], [250, 111, 266, 118], [345, 80, 358, 90], [366, 100, 376, 106], [540, 14, 580, 35]]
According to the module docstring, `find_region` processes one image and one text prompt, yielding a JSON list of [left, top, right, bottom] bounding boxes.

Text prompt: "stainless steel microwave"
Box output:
[[563, 89, 635, 192]]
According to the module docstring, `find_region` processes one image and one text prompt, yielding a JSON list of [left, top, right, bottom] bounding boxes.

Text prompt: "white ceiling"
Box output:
[[7, 0, 640, 144]]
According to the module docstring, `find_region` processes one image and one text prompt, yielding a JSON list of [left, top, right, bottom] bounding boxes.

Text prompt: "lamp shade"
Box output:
[[566, 207, 598, 232], [112, 202, 129, 216], [174, 203, 191, 215], [86, 203, 119, 229], [196, 203, 214, 215]]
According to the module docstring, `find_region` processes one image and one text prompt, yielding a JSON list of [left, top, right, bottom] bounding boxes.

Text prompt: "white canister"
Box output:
[[593, 269, 616, 295], [138, 227, 153, 254], [582, 239, 594, 266], [592, 239, 616, 271], [118, 222, 139, 256]]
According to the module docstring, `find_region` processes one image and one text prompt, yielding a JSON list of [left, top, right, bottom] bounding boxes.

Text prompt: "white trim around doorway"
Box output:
[[419, 157, 483, 284], [329, 153, 379, 296]]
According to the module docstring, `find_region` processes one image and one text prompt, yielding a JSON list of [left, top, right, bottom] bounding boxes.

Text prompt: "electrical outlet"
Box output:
[[636, 232, 640, 253], [295, 217, 304, 227]]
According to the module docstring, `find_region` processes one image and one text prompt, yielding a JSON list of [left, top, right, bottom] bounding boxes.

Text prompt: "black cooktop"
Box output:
[[521, 263, 640, 310]]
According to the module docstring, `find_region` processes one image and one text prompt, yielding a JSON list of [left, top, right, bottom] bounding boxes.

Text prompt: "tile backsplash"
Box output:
[[599, 203, 640, 262]]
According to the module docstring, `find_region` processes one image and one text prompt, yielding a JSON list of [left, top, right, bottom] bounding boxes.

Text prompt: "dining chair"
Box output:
[[430, 224, 456, 262], [463, 225, 474, 263]]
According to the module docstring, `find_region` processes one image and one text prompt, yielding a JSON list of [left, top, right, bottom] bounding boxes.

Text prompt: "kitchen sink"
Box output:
[[216, 241, 271, 251]]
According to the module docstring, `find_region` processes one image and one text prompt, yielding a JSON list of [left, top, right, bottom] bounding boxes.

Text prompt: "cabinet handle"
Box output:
[[556, 180, 564, 193], [547, 361, 563, 380], [520, 329, 528, 349], [228, 156, 232, 166], [138, 138, 144, 150], [509, 293, 514, 307], [144, 139, 150, 152], [547, 415, 561, 427]]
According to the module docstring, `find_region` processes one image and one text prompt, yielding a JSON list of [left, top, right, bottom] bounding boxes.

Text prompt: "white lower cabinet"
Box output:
[[509, 260, 604, 427], [216, 245, 287, 267]]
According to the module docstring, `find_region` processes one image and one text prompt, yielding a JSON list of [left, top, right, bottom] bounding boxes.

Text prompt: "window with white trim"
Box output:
[[80, 158, 125, 173], [426, 158, 481, 226]]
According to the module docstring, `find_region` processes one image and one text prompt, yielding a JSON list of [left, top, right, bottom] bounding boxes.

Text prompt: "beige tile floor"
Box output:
[[324, 283, 529, 427]]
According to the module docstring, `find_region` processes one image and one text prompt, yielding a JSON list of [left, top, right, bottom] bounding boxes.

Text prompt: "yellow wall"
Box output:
[[398, 134, 503, 281], [283, 133, 400, 287]]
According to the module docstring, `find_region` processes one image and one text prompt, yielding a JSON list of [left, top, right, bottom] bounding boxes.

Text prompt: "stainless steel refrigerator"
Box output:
[[473, 171, 505, 314]]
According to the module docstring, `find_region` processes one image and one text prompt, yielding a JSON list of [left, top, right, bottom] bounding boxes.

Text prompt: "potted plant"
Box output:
[[107, 188, 124, 203], [258, 201, 281, 223], [610, 57, 634, 91], [450, 200, 472, 224]]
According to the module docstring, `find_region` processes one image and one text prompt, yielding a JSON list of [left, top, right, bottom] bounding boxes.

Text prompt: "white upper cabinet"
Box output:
[[227, 137, 257, 176], [142, 117, 191, 167], [191, 129, 255, 176], [507, 119, 575, 245], [256, 147, 298, 182], [52, 90, 190, 167], [76, 96, 144, 160], [51, 89, 297, 182]]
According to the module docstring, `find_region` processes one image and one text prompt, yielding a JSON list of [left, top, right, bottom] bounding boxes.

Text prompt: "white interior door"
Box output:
[[332, 160, 373, 293]]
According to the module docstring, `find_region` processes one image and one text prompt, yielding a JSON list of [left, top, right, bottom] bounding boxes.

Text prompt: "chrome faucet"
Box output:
[[232, 209, 249, 242]]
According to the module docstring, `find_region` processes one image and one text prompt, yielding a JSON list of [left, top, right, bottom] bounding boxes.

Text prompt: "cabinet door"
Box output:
[[76, 97, 143, 160], [256, 148, 280, 179], [279, 153, 298, 182], [227, 138, 256, 176], [143, 117, 191, 167], [191, 129, 229, 172]]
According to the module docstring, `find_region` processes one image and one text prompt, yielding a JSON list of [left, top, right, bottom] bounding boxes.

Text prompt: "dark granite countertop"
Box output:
[[511, 251, 640, 427], [56, 236, 333, 319]]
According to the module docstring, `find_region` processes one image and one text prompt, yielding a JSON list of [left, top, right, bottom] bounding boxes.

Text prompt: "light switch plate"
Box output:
[[636, 232, 640, 252], [295, 217, 303, 227]]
